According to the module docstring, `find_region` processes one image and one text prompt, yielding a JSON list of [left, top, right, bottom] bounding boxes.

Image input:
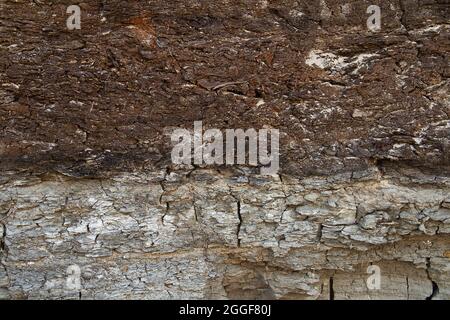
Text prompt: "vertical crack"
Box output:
[[0, 222, 5, 253], [427, 282, 439, 300], [193, 200, 199, 222], [161, 202, 169, 226], [159, 181, 168, 226], [329, 277, 334, 300], [0, 221, 7, 260], [317, 223, 323, 242], [406, 276, 410, 300], [0, 220, 10, 298], [236, 201, 242, 247], [425, 257, 439, 300]]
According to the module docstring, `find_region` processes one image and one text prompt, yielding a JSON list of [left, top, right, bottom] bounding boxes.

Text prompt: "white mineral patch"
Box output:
[[305, 50, 346, 70], [305, 50, 379, 74], [411, 24, 445, 35], [256, 99, 265, 107]]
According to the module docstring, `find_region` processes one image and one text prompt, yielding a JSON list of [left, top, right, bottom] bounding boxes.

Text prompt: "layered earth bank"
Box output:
[[0, 0, 449, 299]]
